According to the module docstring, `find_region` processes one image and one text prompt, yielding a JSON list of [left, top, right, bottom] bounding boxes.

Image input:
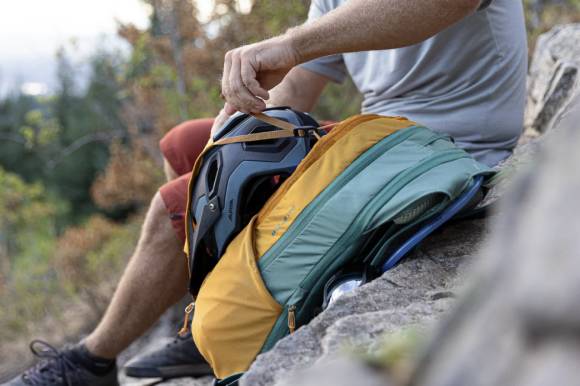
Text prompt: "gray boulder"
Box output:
[[526, 23, 580, 134], [410, 89, 580, 386]]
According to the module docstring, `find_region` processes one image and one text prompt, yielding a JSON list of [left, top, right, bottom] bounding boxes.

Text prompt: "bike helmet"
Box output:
[[187, 107, 321, 295]]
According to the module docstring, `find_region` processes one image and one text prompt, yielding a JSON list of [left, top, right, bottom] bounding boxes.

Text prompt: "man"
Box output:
[[3, 0, 526, 384]]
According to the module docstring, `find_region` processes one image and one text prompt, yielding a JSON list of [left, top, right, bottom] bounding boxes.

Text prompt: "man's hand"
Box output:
[[213, 66, 329, 137], [221, 35, 300, 115]]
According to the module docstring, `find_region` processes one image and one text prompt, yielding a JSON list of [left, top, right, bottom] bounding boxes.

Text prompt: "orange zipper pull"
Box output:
[[178, 302, 195, 336], [288, 305, 296, 334]]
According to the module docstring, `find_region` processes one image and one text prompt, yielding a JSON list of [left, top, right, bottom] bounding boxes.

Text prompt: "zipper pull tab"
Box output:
[[288, 305, 296, 334], [178, 302, 195, 336]]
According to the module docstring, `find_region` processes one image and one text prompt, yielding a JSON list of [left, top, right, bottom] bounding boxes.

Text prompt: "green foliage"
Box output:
[[20, 109, 61, 149], [0, 45, 132, 346], [0, 206, 141, 342], [0, 167, 59, 262], [349, 328, 423, 384], [523, 0, 580, 48], [0, 167, 61, 337], [53, 215, 141, 313], [0, 45, 127, 226]]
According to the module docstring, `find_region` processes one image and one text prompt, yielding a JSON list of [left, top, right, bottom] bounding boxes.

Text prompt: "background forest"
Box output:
[[1, 0, 579, 375]]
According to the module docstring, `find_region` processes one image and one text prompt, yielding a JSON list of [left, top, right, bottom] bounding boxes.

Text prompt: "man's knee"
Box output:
[[151, 191, 168, 217], [141, 192, 175, 242], [159, 118, 214, 177], [164, 157, 179, 181], [158, 173, 190, 243]]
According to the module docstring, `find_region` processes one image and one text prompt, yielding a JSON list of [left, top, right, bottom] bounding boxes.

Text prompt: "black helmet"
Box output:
[[187, 107, 321, 295]]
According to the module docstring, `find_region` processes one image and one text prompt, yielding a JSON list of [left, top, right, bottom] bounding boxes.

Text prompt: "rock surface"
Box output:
[[525, 23, 580, 134], [122, 24, 580, 386], [410, 90, 580, 386]]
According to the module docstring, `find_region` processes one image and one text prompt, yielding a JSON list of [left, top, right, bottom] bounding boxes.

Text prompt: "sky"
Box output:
[[0, 0, 217, 96]]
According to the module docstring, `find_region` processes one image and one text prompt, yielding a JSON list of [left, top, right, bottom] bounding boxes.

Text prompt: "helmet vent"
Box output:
[[244, 125, 290, 152], [248, 125, 283, 146], [206, 158, 220, 196]]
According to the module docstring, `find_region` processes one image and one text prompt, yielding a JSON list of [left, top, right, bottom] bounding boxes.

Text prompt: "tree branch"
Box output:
[[46, 130, 127, 169], [0, 132, 26, 145]]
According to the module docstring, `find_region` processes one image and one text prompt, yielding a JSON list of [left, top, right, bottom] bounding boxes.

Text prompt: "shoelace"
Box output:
[[22, 340, 81, 386]]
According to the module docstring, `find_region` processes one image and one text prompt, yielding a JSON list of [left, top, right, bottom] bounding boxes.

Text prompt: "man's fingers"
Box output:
[[241, 57, 270, 100], [221, 51, 232, 99], [210, 107, 233, 136], [229, 54, 266, 113], [223, 103, 236, 116], [221, 51, 234, 111]]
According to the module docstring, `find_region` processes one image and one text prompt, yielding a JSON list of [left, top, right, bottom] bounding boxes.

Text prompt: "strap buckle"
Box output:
[[293, 126, 324, 140]]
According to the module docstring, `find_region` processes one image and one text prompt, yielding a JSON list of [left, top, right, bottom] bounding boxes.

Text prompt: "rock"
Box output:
[[409, 89, 580, 386], [120, 374, 213, 386], [275, 358, 392, 386], [525, 24, 580, 134]]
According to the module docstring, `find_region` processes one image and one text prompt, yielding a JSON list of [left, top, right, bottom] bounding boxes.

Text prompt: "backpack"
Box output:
[[184, 114, 493, 384]]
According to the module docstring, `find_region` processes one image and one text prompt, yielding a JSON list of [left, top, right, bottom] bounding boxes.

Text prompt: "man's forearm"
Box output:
[[220, 0, 482, 113], [288, 0, 481, 63]]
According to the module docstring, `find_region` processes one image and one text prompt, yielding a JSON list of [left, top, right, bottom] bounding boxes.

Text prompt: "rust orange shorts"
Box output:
[[159, 118, 214, 243], [159, 118, 335, 243]]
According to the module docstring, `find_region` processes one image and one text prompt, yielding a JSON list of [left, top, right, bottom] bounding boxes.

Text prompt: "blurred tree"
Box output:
[[524, 0, 580, 49], [0, 167, 58, 282], [53, 214, 137, 314], [0, 46, 128, 225]]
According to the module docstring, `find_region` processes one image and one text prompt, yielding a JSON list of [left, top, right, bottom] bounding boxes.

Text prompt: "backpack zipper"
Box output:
[[178, 302, 195, 336]]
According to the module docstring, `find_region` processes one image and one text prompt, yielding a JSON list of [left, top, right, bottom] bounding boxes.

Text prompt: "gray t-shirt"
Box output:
[[302, 0, 527, 166]]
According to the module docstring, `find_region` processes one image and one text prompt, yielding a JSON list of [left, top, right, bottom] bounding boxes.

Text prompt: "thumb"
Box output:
[[224, 103, 237, 115]]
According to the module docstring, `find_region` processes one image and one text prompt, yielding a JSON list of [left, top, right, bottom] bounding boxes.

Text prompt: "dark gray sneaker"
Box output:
[[124, 332, 212, 379], [2, 340, 118, 386]]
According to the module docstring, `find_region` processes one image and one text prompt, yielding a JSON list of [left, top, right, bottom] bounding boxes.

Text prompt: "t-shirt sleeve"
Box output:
[[299, 0, 347, 83]]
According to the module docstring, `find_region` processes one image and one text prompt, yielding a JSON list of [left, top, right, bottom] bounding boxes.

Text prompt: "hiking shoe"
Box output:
[[124, 332, 212, 379], [2, 340, 118, 386]]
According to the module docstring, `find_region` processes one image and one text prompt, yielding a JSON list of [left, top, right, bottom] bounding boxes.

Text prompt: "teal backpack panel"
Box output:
[[256, 125, 493, 354]]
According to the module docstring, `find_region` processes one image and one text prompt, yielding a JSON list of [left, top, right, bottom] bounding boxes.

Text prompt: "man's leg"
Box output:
[[83, 191, 188, 359], [85, 118, 214, 358]]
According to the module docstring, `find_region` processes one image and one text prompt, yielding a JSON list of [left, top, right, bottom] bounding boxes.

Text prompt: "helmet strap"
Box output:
[[213, 112, 327, 146]]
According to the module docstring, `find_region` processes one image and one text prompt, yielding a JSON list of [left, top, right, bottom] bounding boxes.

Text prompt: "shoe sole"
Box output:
[[124, 364, 213, 379]]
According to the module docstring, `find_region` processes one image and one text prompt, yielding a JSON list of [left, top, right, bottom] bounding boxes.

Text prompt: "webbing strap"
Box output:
[[252, 112, 296, 131], [212, 112, 336, 146], [213, 112, 296, 146], [213, 128, 296, 145]]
